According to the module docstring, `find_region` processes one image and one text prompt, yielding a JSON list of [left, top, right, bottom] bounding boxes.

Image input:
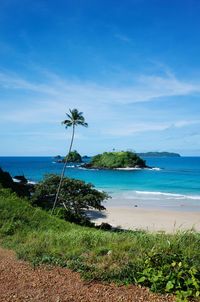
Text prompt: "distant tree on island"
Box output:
[[84, 151, 147, 169], [52, 109, 88, 214], [63, 150, 82, 163]]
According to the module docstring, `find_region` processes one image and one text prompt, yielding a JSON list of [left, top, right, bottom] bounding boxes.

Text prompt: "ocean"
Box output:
[[0, 156, 200, 211]]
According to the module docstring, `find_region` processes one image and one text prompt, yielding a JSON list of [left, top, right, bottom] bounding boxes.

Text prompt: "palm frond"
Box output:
[[66, 113, 72, 120], [62, 108, 87, 128], [62, 119, 72, 125], [76, 121, 88, 127]]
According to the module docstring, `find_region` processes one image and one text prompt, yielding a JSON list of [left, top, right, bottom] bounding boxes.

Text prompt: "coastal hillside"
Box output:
[[85, 151, 147, 169], [0, 189, 200, 301]]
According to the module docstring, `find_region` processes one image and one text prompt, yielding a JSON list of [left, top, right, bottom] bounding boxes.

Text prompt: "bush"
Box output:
[[137, 250, 200, 301], [31, 174, 109, 224]]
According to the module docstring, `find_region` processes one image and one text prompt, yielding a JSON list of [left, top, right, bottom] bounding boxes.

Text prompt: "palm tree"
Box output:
[[51, 109, 88, 214]]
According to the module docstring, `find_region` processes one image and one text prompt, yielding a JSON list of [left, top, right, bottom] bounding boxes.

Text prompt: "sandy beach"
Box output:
[[89, 206, 200, 233]]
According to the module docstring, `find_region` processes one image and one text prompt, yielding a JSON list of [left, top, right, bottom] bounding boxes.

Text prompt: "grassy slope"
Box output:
[[0, 189, 200, 300]]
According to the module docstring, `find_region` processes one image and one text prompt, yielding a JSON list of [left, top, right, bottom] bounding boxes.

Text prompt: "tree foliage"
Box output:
[[63, 150, 82, 163], [62, 109, 88, 129], [88, 151, 146, 169], [32, 174, 108, 223]]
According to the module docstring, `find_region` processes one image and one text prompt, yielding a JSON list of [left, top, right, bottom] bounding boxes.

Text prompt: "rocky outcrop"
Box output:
[[0, 168, 34, 197]]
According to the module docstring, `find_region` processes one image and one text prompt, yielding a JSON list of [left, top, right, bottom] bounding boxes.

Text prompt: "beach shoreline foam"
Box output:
[[88, 189, 200, 232]]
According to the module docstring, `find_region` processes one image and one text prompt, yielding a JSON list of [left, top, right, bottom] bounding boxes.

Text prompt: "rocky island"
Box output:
[[83, 151, 147, 170], [65, 150, 82, 163], [55, 150, 82, 163]]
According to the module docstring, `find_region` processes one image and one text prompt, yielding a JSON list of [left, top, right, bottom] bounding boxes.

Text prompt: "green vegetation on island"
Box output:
[[63, 150, 82, 163], [0, 189, 200, 301], [84, 151, 147, 169], [54, 151, 82, 163], [138, 152, 181, 157]]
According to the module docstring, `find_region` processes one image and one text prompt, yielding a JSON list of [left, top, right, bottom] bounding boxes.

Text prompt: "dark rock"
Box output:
[[97, 222, 112, 230], [0, 168, 13, 188], [13, 175, 28, 184], [54, 155, 62, 159], [55, 159, 63, 163], [0, 168, 35, 198]]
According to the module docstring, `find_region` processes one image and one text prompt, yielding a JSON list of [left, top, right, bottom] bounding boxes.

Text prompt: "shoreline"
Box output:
[[102, 191, 200, 213], [89, 206, 200, 232]]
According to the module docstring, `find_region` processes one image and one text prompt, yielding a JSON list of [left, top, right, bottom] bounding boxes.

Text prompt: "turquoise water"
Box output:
[[1, 156, 200, 210]]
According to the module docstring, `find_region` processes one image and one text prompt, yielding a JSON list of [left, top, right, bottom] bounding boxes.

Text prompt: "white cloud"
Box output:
[[104, 120, 200, 137], [0, 66, 200, 141], [172, 120, 200, 128], [105, 122, 169, 136], [0, 68, 200, 110]]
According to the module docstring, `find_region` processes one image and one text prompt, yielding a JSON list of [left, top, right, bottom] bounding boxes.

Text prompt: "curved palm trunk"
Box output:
[[51, 124, 75, 214]]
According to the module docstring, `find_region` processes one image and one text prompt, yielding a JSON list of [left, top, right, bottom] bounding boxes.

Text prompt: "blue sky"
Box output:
[[0, 0, 200, 156]]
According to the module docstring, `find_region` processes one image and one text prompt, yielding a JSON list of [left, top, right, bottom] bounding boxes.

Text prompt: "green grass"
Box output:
[[0, 188, 200, 301]]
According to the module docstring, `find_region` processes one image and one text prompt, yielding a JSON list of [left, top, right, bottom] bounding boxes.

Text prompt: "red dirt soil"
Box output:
[[0, 247, 174, 302]]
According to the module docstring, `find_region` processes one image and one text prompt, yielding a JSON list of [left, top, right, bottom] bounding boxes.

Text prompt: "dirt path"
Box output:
[[0, 247, 174, 302]]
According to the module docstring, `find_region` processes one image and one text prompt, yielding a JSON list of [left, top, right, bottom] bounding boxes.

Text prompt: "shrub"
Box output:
[[31, 174, 109, 224], [137, 250, 200, 301]]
